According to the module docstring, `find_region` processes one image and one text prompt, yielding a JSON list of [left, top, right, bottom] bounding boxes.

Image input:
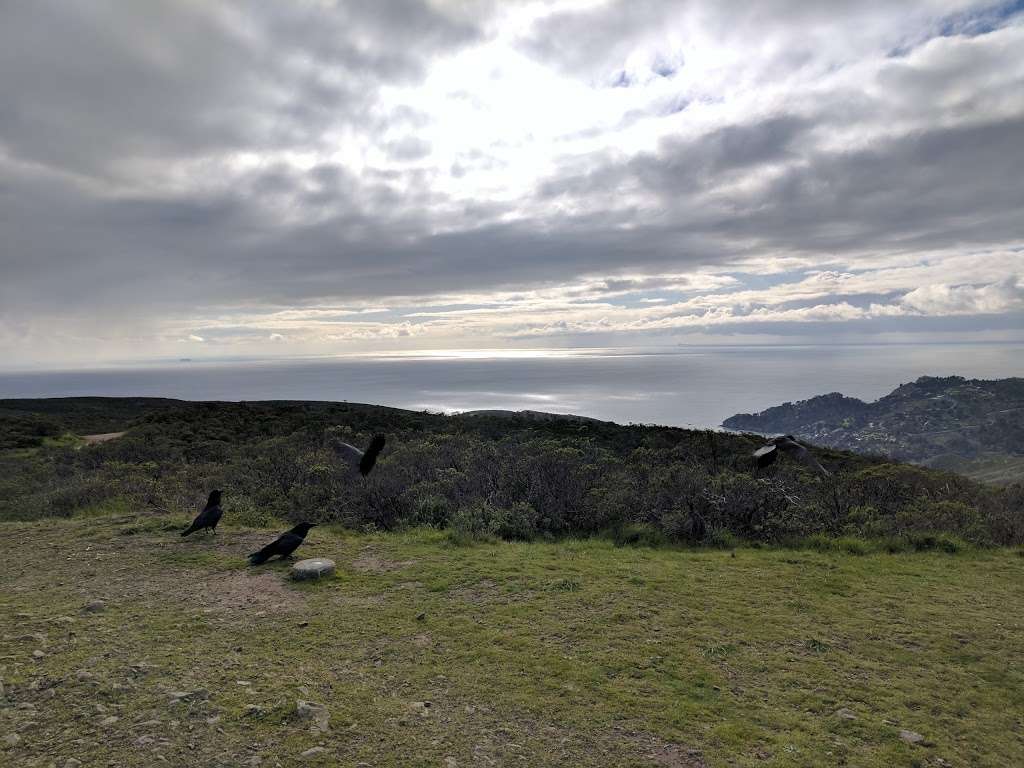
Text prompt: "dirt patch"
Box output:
[[448, 579, 537, 605], [615, 729, 708, 768], [82, 431, 126, 444], [201, 571, 306, 615], [350, 553, 415, 573]]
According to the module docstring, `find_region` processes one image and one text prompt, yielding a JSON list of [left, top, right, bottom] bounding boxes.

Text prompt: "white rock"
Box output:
[[835, 708, 857, 720], [64, 759, 83, 768], [3, 733, 20, 746], [301, 747, 327, 759], [295, 700, 329, 732], [899, 729, 925, 745], [291, 558, 336, 581]]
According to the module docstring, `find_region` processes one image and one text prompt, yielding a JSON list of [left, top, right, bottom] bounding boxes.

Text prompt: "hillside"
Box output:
[[1, 396, 1022, 547], [1, 513, 1022, 767], [723, 376, 1024, 484]]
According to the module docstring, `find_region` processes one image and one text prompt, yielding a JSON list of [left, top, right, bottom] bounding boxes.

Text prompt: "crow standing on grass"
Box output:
[[331, 434, 387, 476], [181, 490, 223, 536], [247, 522, 317, 565], [753, 435, 830, 476]]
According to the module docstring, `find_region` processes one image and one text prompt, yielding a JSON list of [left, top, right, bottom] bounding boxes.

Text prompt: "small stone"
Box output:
[[247, 757, 263, 766], [169, 689, 209, 705], [100, 716, 119, 726], [301, 746, 327, 759], [64, 759, 83, 768], [409, 701, 431, 717], [835, 708, 857, 720], [291, 559, 336, 581], [83, 600, 106, 614], [3, 733, 21, 746], [32, 650, 45, 659], [416, 612, 426, 621], [76, 670, 95, 681], [444, 758, 458, 768], [136, 735, 155, 746], [244, 705, 266, 717], [295, 701, 329, 732], [899, 729, 925, 745]]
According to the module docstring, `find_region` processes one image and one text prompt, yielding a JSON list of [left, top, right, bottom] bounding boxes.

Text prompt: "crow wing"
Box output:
[[331, 440, 364, 470], [359, 435, 386, 476], [182, 503, 219, 536], [753, 444, 777, 468], [776, 439, 829, 476]]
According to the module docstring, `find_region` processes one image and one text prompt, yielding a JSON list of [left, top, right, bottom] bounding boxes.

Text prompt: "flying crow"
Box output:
[[181, 490, 223, 536], [753, 435, 830, 476], [331, 434, 387, 476], [247, 522, 317, 565]]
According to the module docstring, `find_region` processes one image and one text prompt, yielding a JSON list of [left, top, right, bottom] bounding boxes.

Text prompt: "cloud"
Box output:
[[0, 0, 1022, 366], [901, 276, 1024, 314]]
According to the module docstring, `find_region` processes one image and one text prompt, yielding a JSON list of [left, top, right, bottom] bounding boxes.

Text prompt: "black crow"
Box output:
[[753, 435, 830, 476], [331, 434, 386, 476], [247, 523, 317, 565], [181, 490, 223, 536]]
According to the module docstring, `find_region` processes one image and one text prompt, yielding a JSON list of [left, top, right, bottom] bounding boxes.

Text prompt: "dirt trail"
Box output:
[[81, 431, 126, 444]]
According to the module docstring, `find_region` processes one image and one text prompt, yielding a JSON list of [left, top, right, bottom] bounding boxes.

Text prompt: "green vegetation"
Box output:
[[2, 397, 1022, 546], [724, 375, 1024, 484], [1, 513, 1022, 767]]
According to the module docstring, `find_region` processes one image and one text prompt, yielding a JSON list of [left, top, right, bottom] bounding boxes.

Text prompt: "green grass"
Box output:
[[1, 513, 1023, 767]]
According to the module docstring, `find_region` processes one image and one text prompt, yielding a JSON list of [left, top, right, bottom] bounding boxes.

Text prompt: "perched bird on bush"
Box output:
[[753, 435, 829, 476], [247, 522, 316, 565], [331, 434, 387, 476], [181, 490, 223, 536]]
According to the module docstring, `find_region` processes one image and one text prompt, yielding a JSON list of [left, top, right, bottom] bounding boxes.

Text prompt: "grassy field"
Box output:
[[2, 511, 1023, 768]]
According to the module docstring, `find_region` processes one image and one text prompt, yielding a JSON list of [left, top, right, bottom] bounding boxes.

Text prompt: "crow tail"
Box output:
[[248, 548, 271, 565], [181, 525, 197, 537]]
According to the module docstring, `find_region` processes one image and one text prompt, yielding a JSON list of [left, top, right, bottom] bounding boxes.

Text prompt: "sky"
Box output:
[[1, 0, 1023, 369]]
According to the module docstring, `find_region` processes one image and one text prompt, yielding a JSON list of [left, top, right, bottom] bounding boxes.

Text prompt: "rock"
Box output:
[[32, 650, 45, 659], [244, 705, 266, 717], [295, 700, 329, 732], [64, 759, 83, 768], [899, 729, 925, 745], [136, 735, 155, 746], [75, 670, 95, 681], [409, 701, 431, 717], [247, 757, 263, 766], [835, 708, 857, 720], [3, 733, 21, 746], [291, 558, 336, 581], [83, 600, 106, 614], [100, 716, 119, 726], [416, 612, 427, 621], [169, 689, 209, 705], [301, 747, 327, 759], [444, 758, 458, 768]]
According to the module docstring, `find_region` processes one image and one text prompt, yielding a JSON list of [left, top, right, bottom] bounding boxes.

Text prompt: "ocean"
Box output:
[[1, 344, 1021, 428]]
